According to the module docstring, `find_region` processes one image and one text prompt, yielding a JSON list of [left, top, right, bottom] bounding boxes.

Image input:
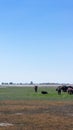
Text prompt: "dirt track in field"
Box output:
[[0, 100, 73, 130]]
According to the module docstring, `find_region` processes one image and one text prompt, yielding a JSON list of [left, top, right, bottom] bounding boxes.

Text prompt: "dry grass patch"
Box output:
[[0, 100, 73, 130]]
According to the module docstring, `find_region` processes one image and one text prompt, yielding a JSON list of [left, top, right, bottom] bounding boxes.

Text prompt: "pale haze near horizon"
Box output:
[[0, 0, 73, 84]]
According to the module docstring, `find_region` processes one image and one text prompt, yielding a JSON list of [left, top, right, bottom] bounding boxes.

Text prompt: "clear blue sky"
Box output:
[[0, 0, 73, 83]]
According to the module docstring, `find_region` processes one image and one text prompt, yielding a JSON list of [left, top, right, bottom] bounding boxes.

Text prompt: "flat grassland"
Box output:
[[0, 87, 73, 130]]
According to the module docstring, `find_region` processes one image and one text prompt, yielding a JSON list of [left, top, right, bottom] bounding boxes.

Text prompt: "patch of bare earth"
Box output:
[[0, 100, 73, 130]]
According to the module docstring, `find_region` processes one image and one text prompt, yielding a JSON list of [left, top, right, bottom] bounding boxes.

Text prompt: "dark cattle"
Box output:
[[67, 88, 73, 95], [56, 85, 73, 94], [56, 86, 61, 91], [61, 85, 73, 92], [41, 91, 48, 94], [56, 86, 61, 95], [68, 86, 73, 89], [61, 85, 68, 92], [58, 88, 61, 95], [34, 86, 38, 92], [56, 85, 68, 92]]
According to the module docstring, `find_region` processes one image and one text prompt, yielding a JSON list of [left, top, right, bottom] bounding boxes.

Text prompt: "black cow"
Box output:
[[56, 86, 61, 95], [61, 85, 69, 92], [56, 85, 68, 92], [56, 85, 73, 94], [41, 91, 48, 94]]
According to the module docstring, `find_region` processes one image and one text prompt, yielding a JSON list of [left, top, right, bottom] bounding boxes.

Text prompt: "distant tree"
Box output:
[[1, 82, 4, 85], [1, 82, 8, 85], [9, 82, 13, 85], [30, 81, 33, 85]]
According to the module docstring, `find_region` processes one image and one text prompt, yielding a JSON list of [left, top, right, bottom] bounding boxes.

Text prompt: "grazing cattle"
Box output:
[[61, 85, 68, 92], [41, 91, 48, 94], [68, 86, 73, 89], [56, 85, 73, 95], [58, 88, 61, 95], [56, 85, 68, 92], [34, 86, 38, 92], [56, 86, 61, 95], [56, 86, 61, 91], [67, 88, 73, 95]]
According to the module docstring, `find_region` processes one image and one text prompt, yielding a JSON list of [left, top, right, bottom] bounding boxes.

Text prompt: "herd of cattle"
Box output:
[[34, 85, 73, 95], [56, 85, 73, 95]]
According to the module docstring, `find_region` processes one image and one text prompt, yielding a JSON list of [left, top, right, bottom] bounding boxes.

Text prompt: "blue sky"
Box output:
[[0, 0, 73, 83]]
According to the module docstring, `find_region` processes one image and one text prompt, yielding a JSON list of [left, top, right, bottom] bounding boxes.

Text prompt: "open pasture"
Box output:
[[0, 86, 73, 100], [0, 86, 73, 130]]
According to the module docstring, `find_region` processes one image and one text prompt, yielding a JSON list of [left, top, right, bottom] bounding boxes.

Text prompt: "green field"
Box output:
[[0, 86, 73, 101], [0, 86, 73, 130]]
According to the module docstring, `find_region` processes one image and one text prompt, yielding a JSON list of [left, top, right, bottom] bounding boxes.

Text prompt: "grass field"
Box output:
[[0, 86, 73, 100], [0, 86, 73, 130]]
